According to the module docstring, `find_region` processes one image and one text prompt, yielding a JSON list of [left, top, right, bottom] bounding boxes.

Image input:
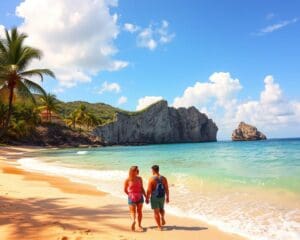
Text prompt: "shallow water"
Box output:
[[18, 139, 300, 240]]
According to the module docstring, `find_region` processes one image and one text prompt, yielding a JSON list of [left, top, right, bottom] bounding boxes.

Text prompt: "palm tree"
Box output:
[[39, 93, 60, 122], [65, 111, 77, 129], [85, 112, 99, 130], [75, 104, 88, 130], [10, 104, 41, 137], [0, 27, 55, 137]]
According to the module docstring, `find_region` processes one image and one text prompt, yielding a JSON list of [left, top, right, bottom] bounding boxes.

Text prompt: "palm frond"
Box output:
[[5, 28, 27, 65], [20, 68, 55, 81], [17, 47, 42, 71], [4, 29, 11, 44], [0, 39, 8, 66], [22, 78, 46, 96], [15, 80, 36, 104], [0, 40, 8, 57]]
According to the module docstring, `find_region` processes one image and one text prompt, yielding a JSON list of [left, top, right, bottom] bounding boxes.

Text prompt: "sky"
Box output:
[[0, 0, 299, 140]]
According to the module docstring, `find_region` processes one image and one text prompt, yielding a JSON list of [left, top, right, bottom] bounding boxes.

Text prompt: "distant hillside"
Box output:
[[29, 95, 164, 125], [57, 100, 162, 124], [57, 101, 120, 125], [55, 98, 167, 125]]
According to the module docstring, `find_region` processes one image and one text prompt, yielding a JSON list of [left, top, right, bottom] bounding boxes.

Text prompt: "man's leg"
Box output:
[[154, 208, 162, 230], [129, 204, 136, 231], [159, 208, 166, 225], [136, 203, 144, 231]]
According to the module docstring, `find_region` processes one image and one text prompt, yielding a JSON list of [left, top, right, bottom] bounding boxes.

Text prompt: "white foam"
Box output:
[[77, 151, 88, 155], [166, 172, 300, 240], [17, 157, 127, 196]]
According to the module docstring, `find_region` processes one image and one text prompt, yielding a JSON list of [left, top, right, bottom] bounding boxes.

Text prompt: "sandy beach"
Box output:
[[0, 146, 246, 240]]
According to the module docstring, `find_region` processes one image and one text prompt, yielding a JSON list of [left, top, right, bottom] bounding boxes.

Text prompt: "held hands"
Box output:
[[145, 198, 149, 204]]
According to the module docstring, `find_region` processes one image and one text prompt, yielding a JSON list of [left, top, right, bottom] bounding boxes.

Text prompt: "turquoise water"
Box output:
[[18, 139, 300, 240]]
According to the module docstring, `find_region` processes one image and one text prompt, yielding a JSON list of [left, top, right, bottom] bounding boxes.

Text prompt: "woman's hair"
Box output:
[[129, 166, 138, 180]]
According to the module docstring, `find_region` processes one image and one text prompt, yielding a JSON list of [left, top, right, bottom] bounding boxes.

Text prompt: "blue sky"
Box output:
[[0, 0, 299, 139]]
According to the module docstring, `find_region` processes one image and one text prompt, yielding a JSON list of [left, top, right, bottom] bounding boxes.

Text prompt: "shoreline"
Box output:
[[0, 146, 245, 240]]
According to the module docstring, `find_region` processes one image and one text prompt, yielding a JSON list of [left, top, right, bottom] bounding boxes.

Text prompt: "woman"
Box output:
[[124, 166, 146, 231]]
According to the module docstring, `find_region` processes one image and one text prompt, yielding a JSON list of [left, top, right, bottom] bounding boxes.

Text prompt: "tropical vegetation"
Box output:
[[0, 27, 54, 137], [39, 93, 60, 122]]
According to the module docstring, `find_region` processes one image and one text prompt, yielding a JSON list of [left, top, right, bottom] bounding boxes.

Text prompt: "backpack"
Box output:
[[153, 176, 165, 198]]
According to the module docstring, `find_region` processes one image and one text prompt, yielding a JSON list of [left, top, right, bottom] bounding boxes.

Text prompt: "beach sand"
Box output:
[[0, 146, 245, 240]]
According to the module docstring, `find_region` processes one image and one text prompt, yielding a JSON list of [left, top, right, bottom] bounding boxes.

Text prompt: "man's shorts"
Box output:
[[150, 196, 165, 209]]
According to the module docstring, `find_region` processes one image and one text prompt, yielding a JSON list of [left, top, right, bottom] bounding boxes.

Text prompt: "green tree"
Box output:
[[39, 93, 60, 122], [0, 27, 55, 137], [74, 104, 88, 130], [65, 111, 77, 129], [0, 101, 8, 128], [9, 104, 41, 138], [85, 112, 99, 130], [64, 105, 99, 131]]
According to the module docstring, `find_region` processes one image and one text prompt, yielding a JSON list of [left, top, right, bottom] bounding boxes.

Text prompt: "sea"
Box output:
[[17, 139, 300, 240]]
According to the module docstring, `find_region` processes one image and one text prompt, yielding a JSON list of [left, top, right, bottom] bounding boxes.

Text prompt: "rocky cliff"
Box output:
[[232, 122, 267, 141], [93, 100, 218, 145]]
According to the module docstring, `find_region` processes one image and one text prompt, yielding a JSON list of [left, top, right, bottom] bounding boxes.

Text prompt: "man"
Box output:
[[146, 165, 169, 230]]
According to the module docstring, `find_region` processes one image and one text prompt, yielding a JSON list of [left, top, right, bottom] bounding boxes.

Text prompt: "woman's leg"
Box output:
[[129, 204, 137, 231], [136, 203, 143, 230]]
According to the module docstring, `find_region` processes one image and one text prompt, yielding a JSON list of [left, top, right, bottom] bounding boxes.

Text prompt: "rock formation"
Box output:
[[232, 122, 267, 141], [93, 100, 218, 145]]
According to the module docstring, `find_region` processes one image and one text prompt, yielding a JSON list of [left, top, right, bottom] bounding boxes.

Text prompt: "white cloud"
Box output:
[[173, 73, 300, 139], [137, 20, 175, 50], [137, 27, 157, 50], [136, 96, 163, 110], [235, 76, 299, 129], [260, 75, 282, 104], [117, 96, 127, 105], [123, 23, 139, 33], [99, 81, 121, 94], [257, 18, 298, 35], [173, 72, 242, 109], [158, 20, 174, 44], [0, 24, 5, 37], [16, 0, 128, 88]]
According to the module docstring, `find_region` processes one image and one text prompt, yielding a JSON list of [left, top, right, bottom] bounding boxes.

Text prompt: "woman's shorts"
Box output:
[[128, 196, 144, 205]]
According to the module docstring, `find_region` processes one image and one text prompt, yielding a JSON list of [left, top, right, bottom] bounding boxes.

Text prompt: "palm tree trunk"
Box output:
[[0, 87, 14, 137]]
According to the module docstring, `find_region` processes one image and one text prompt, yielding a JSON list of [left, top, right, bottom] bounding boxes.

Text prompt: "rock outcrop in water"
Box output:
[[232, 122, 267, 141], [93, 100, 218, 145]]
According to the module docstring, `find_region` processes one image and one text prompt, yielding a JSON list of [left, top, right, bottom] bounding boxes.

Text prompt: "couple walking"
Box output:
[[124, 165, 169, 231]]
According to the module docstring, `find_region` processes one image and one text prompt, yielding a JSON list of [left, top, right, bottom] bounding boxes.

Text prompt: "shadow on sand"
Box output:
[[0, 196, 129, 239], [148, 225, 208, 231]]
